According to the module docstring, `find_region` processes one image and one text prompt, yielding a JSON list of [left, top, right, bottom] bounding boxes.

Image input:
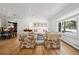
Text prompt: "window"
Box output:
[[61, 17, 77, 33]]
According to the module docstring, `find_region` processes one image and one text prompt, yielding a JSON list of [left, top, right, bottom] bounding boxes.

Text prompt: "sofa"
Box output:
[[44, 32, 61, 49], [19, 32, 36, 48]]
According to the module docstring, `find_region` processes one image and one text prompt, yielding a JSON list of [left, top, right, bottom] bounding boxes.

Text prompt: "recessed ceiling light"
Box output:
[[28, 8, 31, 11], [2, 8, 6, 11]]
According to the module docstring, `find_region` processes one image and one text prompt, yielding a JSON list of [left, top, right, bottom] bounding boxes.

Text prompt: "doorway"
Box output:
[[8, 21, 17, 37], [58, 22, 61, 32]]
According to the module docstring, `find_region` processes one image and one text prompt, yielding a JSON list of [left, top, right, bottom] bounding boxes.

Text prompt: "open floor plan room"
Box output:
[[0, 3, 79, 55]]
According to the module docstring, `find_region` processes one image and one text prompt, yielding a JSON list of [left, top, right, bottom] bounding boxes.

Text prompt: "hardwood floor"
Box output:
[[14, 45, 60, 55], [0, 38, 79, 55], [60, 41, 79, 55]]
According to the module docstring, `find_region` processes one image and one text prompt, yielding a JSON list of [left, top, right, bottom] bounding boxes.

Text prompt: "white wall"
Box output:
[[57, 8, 79, 40], [18, 16, 48, 34], [0, 18, 1, 27], [48, 8, 79, 33], [48, 18, 58, 32], [77, 16, 79, 40], [0, 16, 7, 28]]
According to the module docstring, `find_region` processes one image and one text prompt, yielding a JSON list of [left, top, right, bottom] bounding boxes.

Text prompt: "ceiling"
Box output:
[[0, 3, 79, 20]]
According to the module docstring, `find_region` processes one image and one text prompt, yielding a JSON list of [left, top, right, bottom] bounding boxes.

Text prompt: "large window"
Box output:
[[61, 17, 77, 33], [34, 23, 47, 27], [33, 23, 48, 34]]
